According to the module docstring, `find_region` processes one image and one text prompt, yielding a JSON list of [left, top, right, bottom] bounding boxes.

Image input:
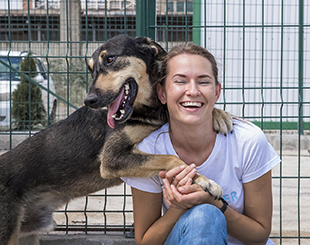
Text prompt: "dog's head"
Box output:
[[84, 35, 166, 128]]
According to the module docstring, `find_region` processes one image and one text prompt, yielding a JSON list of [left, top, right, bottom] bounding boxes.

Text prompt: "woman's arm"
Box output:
[[224, 171, 273, 244], [132, 165, 199, 245], [131, 188, 185, 245]]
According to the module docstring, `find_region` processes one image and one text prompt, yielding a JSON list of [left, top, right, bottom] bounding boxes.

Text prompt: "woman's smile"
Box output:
[[180, 101, 203, 108]]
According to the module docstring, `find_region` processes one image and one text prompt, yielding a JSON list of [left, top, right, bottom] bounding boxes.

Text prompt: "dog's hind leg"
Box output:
[[0, 197, 24, 245], [18, 198, 57, 245], [18, 234, 39, 245]]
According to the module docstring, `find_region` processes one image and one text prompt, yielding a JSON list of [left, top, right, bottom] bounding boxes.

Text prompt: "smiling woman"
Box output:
[[157, 53, 221, 130], [121, 43, 280, 245]]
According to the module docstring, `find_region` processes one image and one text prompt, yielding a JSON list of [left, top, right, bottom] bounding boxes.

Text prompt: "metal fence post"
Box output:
[[298, 0, 304, 135], [136, 0, 156, 40], [192, 0, 201, 45]]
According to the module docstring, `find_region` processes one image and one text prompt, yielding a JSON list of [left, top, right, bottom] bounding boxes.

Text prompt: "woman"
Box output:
[[121, 43, 280, 245]]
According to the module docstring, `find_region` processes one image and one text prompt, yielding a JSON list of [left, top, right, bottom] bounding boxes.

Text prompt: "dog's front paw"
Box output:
[[193, 175, 223, 200], [212, 108, 233, 135]]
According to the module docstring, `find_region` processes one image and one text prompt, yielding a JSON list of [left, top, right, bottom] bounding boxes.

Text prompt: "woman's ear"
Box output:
[[157, 83, 167, 104], [215, 82, 222, 103]]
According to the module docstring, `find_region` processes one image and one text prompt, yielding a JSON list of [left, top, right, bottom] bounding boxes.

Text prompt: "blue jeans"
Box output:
[[164, 204, 227, 245]]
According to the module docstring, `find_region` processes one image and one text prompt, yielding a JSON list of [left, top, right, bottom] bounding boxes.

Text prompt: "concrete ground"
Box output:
[[39, 233, 136, 245], [0, 133, 309, 244], [270, 149, 310, 245]]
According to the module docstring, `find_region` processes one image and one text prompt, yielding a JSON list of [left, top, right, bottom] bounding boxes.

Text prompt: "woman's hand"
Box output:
[[159, 163, 197, 188], [159, 165, 212, 210]]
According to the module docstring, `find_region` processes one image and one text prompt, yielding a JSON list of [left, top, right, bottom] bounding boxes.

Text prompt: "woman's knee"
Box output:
[[165, 204, 227, 245], [182, 204, 226, 228]]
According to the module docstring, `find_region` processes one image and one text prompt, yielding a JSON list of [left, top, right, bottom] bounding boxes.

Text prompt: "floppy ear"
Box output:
[[149, 40, 167, 61], [134, 37, 167, 83], [134, 36, 167, 60]]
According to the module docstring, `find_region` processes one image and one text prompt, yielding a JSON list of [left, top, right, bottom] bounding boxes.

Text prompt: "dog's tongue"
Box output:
[[107, 87, 125, 128]]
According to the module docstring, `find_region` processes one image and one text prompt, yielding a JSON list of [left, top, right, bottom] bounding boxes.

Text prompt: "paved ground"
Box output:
[[39, 233, 136, 245], [270, 149, 310, 245], [1, 133, 309, 244]]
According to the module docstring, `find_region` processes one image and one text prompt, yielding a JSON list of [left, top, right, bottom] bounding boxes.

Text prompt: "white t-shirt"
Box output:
[[121, 119, 280, 245]]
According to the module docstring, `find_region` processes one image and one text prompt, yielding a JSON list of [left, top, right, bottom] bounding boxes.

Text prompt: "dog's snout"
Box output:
[[84, 94, 98, 107]]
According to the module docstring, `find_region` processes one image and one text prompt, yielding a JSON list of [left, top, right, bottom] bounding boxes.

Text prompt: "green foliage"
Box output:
[[49, 58, 91, 107], [12, 53, 47, 130]]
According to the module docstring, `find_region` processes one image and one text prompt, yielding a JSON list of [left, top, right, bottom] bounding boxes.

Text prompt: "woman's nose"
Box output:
[[186, 81, 200, 96]]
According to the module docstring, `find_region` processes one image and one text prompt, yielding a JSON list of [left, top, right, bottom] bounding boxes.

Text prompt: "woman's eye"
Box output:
[[107, 56, 115, 64], [199, 80, 210, 85], [175, 80, 186, 84]]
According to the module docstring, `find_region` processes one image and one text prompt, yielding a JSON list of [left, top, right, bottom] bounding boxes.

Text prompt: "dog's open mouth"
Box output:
[[107, 78, 138, 128]]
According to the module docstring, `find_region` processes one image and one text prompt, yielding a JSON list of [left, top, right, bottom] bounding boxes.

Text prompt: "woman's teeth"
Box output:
[[181, 102, 202, 107]]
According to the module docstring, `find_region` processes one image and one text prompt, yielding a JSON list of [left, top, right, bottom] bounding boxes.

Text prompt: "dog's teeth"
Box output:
[[120, 109, 125, 115], [125, 84, 129, 90], [125, 90, 129, 95], [124, 96, 128, 100], [111, 114, 116, 118]]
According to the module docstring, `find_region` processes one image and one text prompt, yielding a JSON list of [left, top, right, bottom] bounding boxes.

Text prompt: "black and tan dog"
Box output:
[[0, 35, 232, 245]]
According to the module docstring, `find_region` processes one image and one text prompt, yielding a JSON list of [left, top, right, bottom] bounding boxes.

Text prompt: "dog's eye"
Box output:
[[107, 56, 115, 64]]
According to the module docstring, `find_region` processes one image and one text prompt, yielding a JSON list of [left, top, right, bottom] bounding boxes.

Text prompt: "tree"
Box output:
[[12, 53, 47, 130]]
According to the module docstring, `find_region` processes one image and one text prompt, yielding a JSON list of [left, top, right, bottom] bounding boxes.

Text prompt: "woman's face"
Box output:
[[157, 53, 221, 127]]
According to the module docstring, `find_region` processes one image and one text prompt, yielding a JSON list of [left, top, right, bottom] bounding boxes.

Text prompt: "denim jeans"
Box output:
[[164, 204, 227, 245]]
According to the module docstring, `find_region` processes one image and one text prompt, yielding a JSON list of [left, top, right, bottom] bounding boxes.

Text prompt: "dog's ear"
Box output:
[[134, 37, 167, 60], [149, 41, 167, 61], [135, 37, 167, 76], [134, 37, 167, 86]]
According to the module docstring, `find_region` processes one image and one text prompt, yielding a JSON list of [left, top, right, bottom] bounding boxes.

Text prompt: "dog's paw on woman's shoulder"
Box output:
[[212, 108, 233, 136]]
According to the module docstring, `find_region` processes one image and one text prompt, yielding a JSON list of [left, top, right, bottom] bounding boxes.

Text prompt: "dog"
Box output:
[[0, 35, 232, 245]]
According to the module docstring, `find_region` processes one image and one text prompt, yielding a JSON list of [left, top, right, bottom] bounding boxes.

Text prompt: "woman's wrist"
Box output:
[[208, 195, 228, 213], [167, 206, 188, 217], [219, 197, 229, 213]]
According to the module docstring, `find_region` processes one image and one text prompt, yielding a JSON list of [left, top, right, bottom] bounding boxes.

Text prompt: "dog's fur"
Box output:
[[0, 35, 232, 245]]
